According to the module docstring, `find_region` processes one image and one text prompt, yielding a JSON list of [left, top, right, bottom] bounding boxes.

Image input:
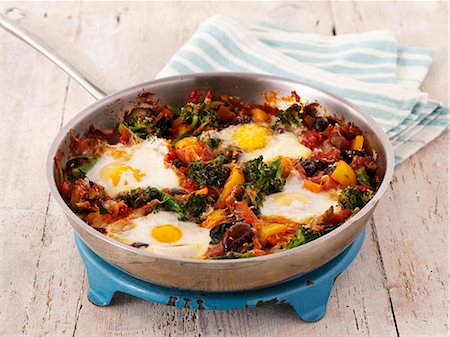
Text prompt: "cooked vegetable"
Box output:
[[272, 104, 303, 130], [123, 107, 170, 139], [119, 186, 184, 213], [183, 193, 212, 222], [198, 133, 221, 151], [201, 209, 227, 229], [251, 108, 270, 122], [215, 167, 245, 208], [258, 223, 288, 243], [338, 187, 374, 210], [303, 180, 324, 193], [119, 186, 212, 222], [173, 99, 220, 143], [351, 135, 364, 151], [187, 152, 232, 187], [241, 156, 285, 207], [286, 226, 321, 249], [217, 105, 236, 123], [174, 136, 212, 164], [330, 160, 357, 186], [355, 167, 372, 187], [66, 155, 98, 180]]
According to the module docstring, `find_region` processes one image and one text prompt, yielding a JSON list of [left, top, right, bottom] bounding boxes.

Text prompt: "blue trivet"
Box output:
[[76, 229, 364, 322]]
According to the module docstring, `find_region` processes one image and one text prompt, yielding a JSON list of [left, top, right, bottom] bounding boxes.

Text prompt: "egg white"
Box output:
[[109, 211, 211, 259], [260, 175, 339, 223], [86, 138, 180, 197], [215, 124, 311, 162]]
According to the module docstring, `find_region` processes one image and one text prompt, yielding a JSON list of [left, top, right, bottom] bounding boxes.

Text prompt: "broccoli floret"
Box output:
[[361, 189, 375, 205], [119, 187, 213, 223], [183, 194, 212, 222], [286, 226, 321, 249], [186, 152, 232, 187], [241, 156, 285, 207], [124, 108, 169, 139], [355, 167, 372, 187], [198, 133, 222, 151], [119, 187, 184, 214], [173, 101, 220, 143], [272, 104, 304, 130], [338, 187, 374, 210], [66, 155, 98, 180]]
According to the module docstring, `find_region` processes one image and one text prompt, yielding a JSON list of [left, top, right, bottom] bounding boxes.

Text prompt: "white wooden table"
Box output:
[[1, 2, 448, 337]]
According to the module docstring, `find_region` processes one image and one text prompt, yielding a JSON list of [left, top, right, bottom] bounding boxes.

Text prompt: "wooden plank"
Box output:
[[0, 2, 83, 336], [0, 3, 94, 336], [331, 2, 449, 336]]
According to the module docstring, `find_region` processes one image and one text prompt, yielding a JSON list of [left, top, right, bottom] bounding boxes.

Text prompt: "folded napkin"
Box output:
[[157, 16, 448, 165]]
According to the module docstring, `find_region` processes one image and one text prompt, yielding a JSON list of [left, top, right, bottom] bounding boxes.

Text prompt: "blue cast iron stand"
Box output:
[[76, 229, 365, 322]]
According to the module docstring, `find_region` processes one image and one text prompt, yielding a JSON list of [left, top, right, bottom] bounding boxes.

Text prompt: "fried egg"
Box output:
[[260, 175, 339, 223], [86, 138, 180, 197], [216, 124, 311, 162], [108, 211, 211, 259]]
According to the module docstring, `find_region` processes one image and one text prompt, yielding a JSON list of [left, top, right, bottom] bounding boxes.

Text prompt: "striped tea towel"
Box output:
[[157, 16, 448, 165]]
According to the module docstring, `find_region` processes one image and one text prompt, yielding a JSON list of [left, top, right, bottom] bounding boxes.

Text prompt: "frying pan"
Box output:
[[1, 9, 394, 291]]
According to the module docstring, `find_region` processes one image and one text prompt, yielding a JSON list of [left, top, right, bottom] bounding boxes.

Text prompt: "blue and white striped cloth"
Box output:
[[157, 16, 448, 165]]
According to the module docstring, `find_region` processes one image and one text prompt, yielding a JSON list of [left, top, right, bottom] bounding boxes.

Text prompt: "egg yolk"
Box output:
[[152, 224, 182, 243], [233, 124, 272, 152], [271, 193, 309, 206], [99, 162, 146, 186]]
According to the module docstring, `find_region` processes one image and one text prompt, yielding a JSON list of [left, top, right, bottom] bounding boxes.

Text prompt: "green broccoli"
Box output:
[[173, 100, 220, 143], [66, 155, 98, 180], [198, 132, 222, 151], [355, 167, 372, 187], [338, 187, 374, 210], [183, 193, 212, 222], [123, 108, 169, 139], [272, 104, 304, 130], [119, 187, 213, 222], [361, 189, 375, 205], [119, 186, 184, 213], [241, 156, 285, 208], [186, 152, 233, 187], [286, 226, 321, 249]]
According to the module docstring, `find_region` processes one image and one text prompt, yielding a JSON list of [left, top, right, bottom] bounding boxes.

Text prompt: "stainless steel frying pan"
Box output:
[[1, 9, 394, 291]]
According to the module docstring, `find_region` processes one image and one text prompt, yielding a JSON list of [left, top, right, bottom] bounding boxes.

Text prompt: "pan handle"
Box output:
[[0, 8, 120, 100]]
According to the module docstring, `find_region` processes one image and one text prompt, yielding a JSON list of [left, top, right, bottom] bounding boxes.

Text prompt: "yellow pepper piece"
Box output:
[[215, 167, 245, 208], [251, 108, 270, 122], [303, 180, 324, 193], [201, 209, 227, 229], [330, 160, 357, 186], [351, 135, 364, 151], [258, 223, 288, 242]]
